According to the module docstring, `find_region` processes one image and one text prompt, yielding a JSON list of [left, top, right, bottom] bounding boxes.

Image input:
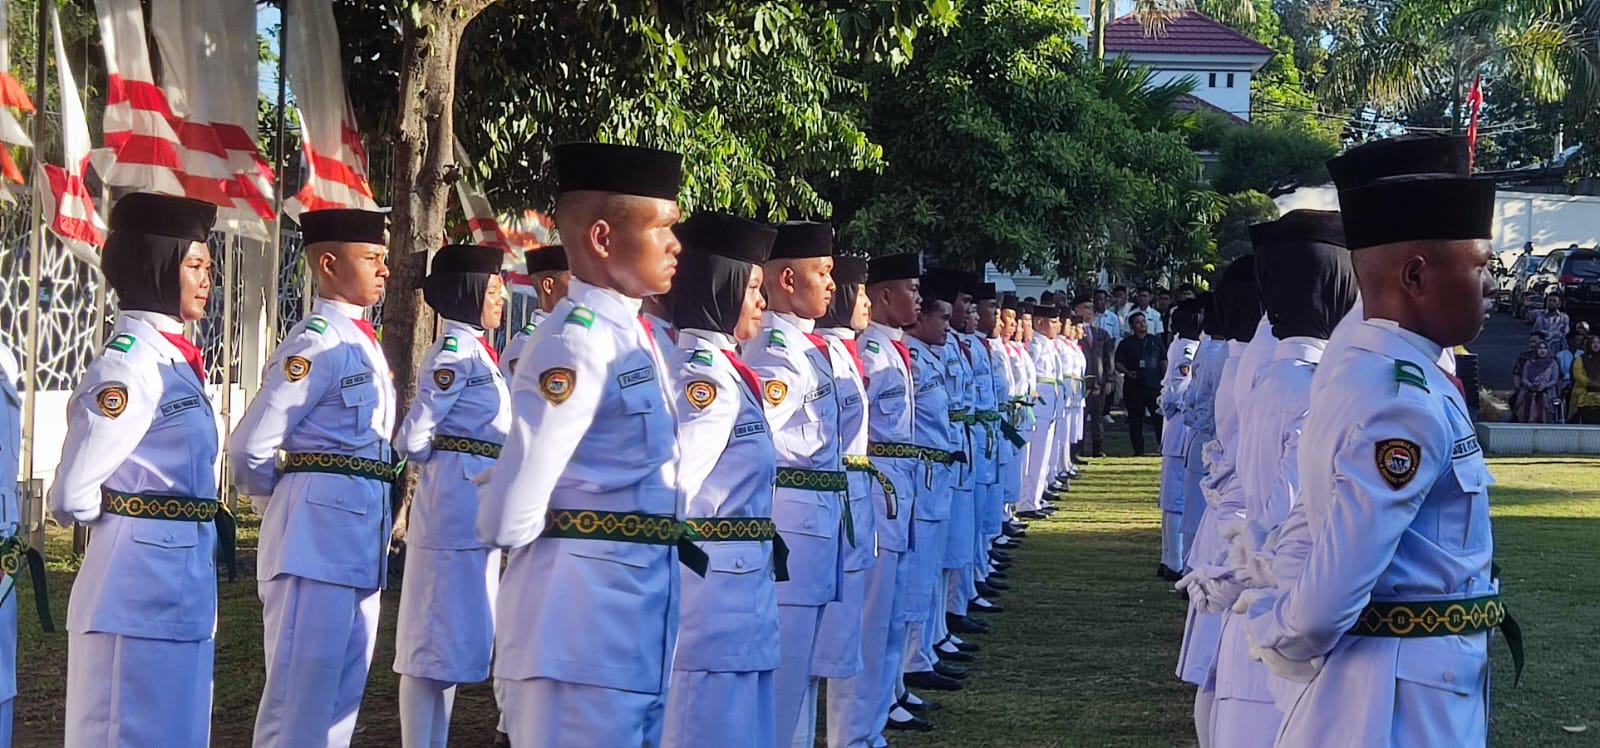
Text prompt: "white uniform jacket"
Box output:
[[741, 311, 844, 607], [1159, 337, 1198, 459], [942, 336, 975, 491], [231, 299, 397, 590], [500, 308, 548, 379], [475, 280, 683, 693], [670, 330, 781, 673], [1244, 319, 1497, 747], [52, 313, 220, 641], [905, 337, 955, 521], [960, 332, 999, 483], [858, 323, 917, 553], [396, 320, 511, 550], [1028, 335, 1060, 420], [820, 328, 876, 571]]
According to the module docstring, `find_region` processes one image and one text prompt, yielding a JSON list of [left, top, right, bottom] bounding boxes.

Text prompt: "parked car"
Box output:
[[1545, 249, 1600, 326], [1506, 252, 1545, 317], [1495, 253, 1531, 312]]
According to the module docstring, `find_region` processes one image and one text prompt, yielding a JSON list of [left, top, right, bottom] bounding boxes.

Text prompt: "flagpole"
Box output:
[[271, 0, 290, 335], [21, 0, 46, 551]]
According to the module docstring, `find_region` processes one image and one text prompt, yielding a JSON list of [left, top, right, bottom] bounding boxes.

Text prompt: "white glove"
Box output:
[[1176, 565, 1227, 610], [1237, 550, 1279, 589], [1225, 519, 1270, 576], [1249, 644, 1324, 683], [1232, 587, 1274, 616], [1200, 573, 1245, 614]]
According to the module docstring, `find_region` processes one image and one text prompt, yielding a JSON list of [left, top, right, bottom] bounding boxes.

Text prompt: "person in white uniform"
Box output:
[[1208, 211, 1356, 747], [473, 143, 694, 747], [0, 333, 43, 748], [1178, 293, 1225, 561], [807, 255, 880, 747], [656, 211, 783, 748], [741, 221, 845, 747], [825, 252, 925, 743], [232, 207, 396, 748], [928, 270, 982, 644], [1238, 134, 1517, 748], [1018, 304, 1061, 519], [502, 244, 569, 378], [1156, 299, 1203, 580], [53, 193, 221, 747], [392, 244, 512, 748]]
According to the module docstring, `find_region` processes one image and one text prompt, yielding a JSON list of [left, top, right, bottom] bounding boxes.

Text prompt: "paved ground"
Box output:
[[1470, 310, 1537, 392]]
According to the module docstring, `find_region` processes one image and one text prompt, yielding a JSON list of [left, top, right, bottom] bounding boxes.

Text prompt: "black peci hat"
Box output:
[[524, 245, 568, 274], [1248, 209, 1346, 250], [868, 252, 923, 284], [431, 244, 503, 275], [768, 221, 834, 260], [1337, 175, 1495, 251], [299, 208, 389, 246], [832, 256, 869, 285], [1000, 293, 1020, 311], [1327, 134, 1471, 191], [549, 142, 683, 200], [110, 192, 217, 242], [674, 212, 778, 265]]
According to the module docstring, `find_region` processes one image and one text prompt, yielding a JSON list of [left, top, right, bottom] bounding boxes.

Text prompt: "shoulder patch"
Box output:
[[443, 336, 459, 352], [865, 340, 881, 354], [306, 317, 328, 334], [433, 369, 456, 390], [1375, 438, 1422, 490], [96, 386, 128, 418], [565, 306, 595, 329], [910, 348, 920, 360], [539, 367, 576, 404], [106, 334, 136, 353], [685, 380, 717, 410], [1395, 361, 1429, 392], [690, 349, 716, 367], [521, 323, 537, 335], [763, 380, 788, 406], [768, 329, 787, 348], [284, 356, 312, 382]]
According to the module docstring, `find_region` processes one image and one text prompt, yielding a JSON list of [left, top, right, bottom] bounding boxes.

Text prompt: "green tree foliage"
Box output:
[[1210, 189, 1278, 261], [833, 0, 1220, 279], [1194, 110, 1336, 195]]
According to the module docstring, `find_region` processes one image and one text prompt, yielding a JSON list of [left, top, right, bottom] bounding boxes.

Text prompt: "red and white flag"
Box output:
[[92, 0, 187, 196], [452, 141, 512, 253], [0, 0, 33, 199], [283, 0, 376, 219], [40, 0, 104, 262], [150, 0, 274, 239]]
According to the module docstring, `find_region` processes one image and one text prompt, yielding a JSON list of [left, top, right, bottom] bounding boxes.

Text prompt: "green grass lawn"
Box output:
[[10, 454, 1600, 746]]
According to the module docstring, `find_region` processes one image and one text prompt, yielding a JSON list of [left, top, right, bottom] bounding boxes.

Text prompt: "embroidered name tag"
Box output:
[[160, 396, 202, 418], [804, 383, 834, 403], [1452, 435, 1482, 460], [881, 387, 906, 399], [467, 375, 494, 387], [917, 380, 940, 393], [618, 367, 655, 389], [734, 421, 767, 438], [341, 373, 372, 389], [844, 394, 862, 407]]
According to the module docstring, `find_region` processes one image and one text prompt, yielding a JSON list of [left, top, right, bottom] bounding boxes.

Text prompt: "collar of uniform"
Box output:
[[770, 310, 815, 333], [314, 297, 366, 320], [1362, 318, 1452, 375], [1227, 340, 1249, 356], [122, 310, 184, 334], [1274, 336, 1327, 365], [819, 327, 855, 339], [642, 311, 673, 332], [567, 278, 642, 321], [680, 328, 735, 351], [867, 321, 903, 341], [442, 318, 486, 341]]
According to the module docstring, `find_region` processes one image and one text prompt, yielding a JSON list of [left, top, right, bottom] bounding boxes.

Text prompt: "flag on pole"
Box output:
[[282, 0, 377, 219], [92, 0, 188, 195], [1465, 74, 1484, 171], [452, 141, 512, 253], [0, 0, 33, 196], [40, 0, 105, 263]]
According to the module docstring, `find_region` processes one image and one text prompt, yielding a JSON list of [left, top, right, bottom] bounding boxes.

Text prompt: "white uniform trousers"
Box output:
[[773, 604, 825, 746], [1020, 414, 1057, 511], [797, 565, 871, 748], [1178, 437, 1207, 567], [824, 548, 902, 748], [65, 631, 214, 747], [1054, 407, 1075, 474], [1210, 612, 1281, 748], [664, 669, 775, 748], [941, 486, 975, 618], [394, 547, 500, 683], [253, 575, 381, 748], [903, 517, 948, 674], [0, 590, 14, 748], [501, 676, 665, 748]]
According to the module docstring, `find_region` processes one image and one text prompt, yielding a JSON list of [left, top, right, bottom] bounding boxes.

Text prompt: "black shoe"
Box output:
[[946, 613, 990, 635], [904, 670, 964, 691], [494, 732, 512, 748], [971, 598, 1004, 613], [991, 562, 1013, 573], [937, 648, 974, 662], [1005, 519, 1030, 531], [1003, 525, 1029, 538], [984, 576, 1010, 590], [886, 712, 936, 731], [990, 549, 1013, 563], [1049, 479, 1070, 492], [1156, 563, 1183, 582], [1039, 505, 1059, 515], [1092, 451, 1108, 458], [901, 697, 942, 713], [933, 661, 969, 679], [1072, 455, 1089, 466], [1066, 469, 1081, 479], [975, 581, 1002, 598], [1015, 510, 1046, 520], [954, 640, 980, 653]]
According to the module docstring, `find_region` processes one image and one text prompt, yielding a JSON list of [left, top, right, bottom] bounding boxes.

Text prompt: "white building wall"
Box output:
[[1276, 186, 1600, 254], [1148, 68, 1253, 120]]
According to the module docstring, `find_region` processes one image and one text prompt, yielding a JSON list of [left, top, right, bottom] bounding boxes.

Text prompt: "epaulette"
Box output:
[[865, 340, 881, 354], [106, 333, 136, 353], [521, 322, 537, 335], [306, 316, 329, 334], [689, 349, 716, 367], [565, 305, 595, 329], [1395, 360, 1429, 392], [442, 336, 459, 352], [768, 329, 787, 349]]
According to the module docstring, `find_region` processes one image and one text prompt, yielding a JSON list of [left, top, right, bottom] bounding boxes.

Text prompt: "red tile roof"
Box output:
[[1172, 93, 1248, 125], [1103, 11, 1276, 57]]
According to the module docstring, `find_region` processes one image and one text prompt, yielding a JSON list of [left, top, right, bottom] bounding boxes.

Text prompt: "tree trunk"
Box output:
[[383, 0, 502, 538], [1092, 0, 1107, 60]]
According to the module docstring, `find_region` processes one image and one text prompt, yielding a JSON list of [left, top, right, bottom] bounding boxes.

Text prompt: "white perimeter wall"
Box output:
[[1275, 187, 1600, 254]]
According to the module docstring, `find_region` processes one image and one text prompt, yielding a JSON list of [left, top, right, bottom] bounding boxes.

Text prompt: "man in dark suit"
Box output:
[[1072, 294, 1112, 459]]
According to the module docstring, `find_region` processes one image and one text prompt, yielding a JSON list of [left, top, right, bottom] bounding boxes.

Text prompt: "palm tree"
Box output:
[[1322, 0, 1600, 132]]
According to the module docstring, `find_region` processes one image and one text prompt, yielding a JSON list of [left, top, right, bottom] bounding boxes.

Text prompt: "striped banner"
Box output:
[[282, 0, 376, 219], [40, 0, 103, 262], [94, 0, 187, 196]]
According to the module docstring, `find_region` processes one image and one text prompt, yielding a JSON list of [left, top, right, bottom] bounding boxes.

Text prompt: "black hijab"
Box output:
[[423, 244, 503, 326], [1218, 256, 1262, 343], [101, 193, 217, 316], [1170, 298, 1205, 341], [1197, 292, 1222, 338], [817, 257, 868, 329], [1251, 211, 1357, 341], [664, 212, 776, 335]]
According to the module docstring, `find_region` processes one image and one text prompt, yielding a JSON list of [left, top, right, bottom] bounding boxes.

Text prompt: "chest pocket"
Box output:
[[1425, 451, 1493, 553], [619, 381, 670, 455], [341, 376, 376, 432]]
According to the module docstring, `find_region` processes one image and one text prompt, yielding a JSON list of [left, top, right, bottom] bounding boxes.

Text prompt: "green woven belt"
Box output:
[[284, 452, 401, 483], [843, 454, 898, 519], [868, 442, 924, 460], [0, 533, 52, 632], [683, 517, 789, 581], [1037, 378, 1058, 385], [1350, 595, 1505, 638], [921, 447, 964, 465], [948, 409, 971, 424], [102, 488, 220, 521], [541, 509, 709, 576], [431, 435, 503, 459], [775, 468, 848, 492], [977, 411, 1001, 422]]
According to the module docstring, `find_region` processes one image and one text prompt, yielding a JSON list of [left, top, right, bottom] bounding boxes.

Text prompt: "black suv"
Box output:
[[1531, 248, 1600, 325]]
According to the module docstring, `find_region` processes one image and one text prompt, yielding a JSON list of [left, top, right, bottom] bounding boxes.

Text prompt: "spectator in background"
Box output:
[[1510, 332, 1546, 412], [1513, 338, 1561, 423], [1114, 312, 1166, 456], [1532, 293, 1572, 352], [1571, 335, 1600, 424], [1093, 289, 1123, 341], [1154, 289, 1174, 344], [1128, 287, 1164, 338], [1094, 289, 1125, 425], [1558, 331, 1584, 393], [1175, 283, 1197, 302]]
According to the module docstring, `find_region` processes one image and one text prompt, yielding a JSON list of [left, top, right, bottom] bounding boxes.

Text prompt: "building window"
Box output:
[[1208, 73, 1217, 87], [1227, 73, 1236, 88]]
